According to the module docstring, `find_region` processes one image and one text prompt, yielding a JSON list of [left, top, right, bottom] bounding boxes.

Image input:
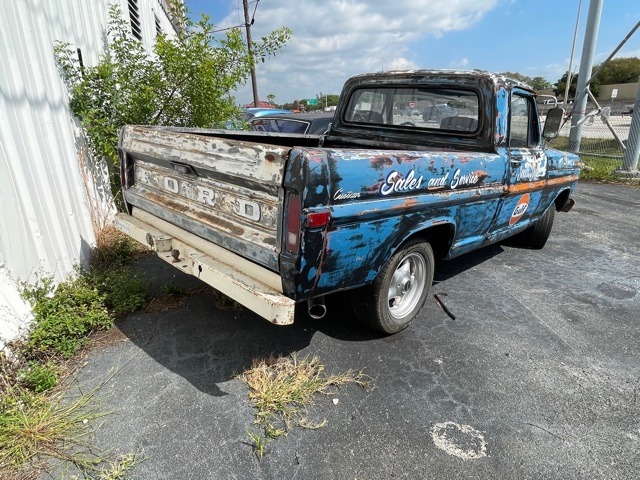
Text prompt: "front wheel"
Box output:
[[518, 205, 555, 249], [353, 240, 434, 334]]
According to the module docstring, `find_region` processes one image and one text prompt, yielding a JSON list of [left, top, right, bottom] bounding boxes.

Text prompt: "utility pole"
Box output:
[[563, 0, 582, 107], [568, 0, 603, 153], [243, 0, 259, 108], [621, 78, 640, 174]]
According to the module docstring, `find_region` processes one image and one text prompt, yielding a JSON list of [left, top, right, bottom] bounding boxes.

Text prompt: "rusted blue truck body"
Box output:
[[116, 70, 580, 334]]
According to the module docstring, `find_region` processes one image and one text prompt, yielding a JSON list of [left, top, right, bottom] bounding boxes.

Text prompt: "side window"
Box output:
[[509, 93, 538, 148], [345, 90, 387, 124]]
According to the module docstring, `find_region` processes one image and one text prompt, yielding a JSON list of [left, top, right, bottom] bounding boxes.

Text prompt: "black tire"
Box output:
[[518, 205, 555, 249], [353, 240, 434, 335]]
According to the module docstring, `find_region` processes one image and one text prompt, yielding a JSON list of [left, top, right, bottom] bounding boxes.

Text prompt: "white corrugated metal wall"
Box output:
[[0, 0, 177, 346]]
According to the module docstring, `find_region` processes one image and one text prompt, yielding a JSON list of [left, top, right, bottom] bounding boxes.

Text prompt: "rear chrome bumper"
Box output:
[[114, 208, 295, 325]]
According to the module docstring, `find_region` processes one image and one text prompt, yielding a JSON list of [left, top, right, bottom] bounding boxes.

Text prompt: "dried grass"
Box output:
[[239, 354, 370, 457]]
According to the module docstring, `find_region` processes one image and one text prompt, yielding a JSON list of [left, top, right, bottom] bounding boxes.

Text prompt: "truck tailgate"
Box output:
[[120, 126, 290, 272]]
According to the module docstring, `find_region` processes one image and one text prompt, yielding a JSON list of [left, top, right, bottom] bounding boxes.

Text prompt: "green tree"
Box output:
[[554, 72, 575, 98], [55, 3, 290, 206], [530, 76, 552, 90], [554, 71, 601, 99], [315, 93, 340, 110], [593, 57, 640, 85]]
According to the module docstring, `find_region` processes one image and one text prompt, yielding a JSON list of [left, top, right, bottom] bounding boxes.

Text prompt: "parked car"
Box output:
[[249, 112, 334, 135], [422, 103, 457, 123], [243, 108, 292, 122]]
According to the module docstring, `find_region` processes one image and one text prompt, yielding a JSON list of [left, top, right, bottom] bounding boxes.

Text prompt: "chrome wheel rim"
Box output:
[[387, 252, 427, 320]]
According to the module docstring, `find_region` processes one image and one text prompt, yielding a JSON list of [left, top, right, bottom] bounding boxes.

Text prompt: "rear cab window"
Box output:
[[343, 87, 480, 133]]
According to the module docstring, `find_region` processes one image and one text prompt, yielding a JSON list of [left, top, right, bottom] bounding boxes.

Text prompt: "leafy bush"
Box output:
[[22, 278, 113, 359], [90, 267, 147, 318], [17, 362, 58, 393], [54, 2, 290, 206]]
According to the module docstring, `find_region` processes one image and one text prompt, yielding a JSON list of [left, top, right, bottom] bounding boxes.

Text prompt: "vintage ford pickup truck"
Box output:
[[115, 70, 580, 334]]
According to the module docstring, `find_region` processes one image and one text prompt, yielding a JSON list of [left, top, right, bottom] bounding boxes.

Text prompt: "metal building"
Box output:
[[0, 0, 177, 347]]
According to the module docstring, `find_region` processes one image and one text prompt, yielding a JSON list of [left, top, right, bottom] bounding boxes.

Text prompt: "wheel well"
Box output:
[[399, 223, 454, 260], [554, 189, 571, 211]]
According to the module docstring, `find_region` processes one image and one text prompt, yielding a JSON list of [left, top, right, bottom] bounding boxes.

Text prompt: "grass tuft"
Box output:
[[161, 281, 185, 296], [97, 452, 142, 480], [91, 226, 143, 271], [239, 354, 370, 455], [0, 386, 105, 471], [246, 430, 267, 460]]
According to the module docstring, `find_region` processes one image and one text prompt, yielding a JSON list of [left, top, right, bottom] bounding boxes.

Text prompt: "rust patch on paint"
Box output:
[[145, 192, 245, 237]]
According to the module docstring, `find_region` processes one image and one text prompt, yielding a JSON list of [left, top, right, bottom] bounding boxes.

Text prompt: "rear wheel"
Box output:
[[518, 205, 555, 249], [353, 240, 434, 334]]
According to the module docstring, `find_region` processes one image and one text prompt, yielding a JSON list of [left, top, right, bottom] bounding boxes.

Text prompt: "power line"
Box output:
[[213, 0, 259, 33]]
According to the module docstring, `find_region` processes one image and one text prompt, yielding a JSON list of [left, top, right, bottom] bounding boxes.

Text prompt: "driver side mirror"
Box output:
[[542, 108, 564, 140]]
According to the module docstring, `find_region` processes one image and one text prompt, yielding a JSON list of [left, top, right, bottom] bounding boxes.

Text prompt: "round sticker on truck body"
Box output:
[[510, 193, 530, 225]]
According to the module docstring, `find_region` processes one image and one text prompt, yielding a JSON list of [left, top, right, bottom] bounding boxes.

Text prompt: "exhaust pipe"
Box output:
[[307, 297, 327, 320]]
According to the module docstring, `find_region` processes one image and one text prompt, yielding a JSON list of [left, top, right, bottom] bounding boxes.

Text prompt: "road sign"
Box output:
[[307, 99, 318, 106], [611, 89, 618, 100]]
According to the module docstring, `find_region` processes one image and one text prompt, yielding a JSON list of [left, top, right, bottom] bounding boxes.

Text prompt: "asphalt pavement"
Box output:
[[69, 182, 639, 479]]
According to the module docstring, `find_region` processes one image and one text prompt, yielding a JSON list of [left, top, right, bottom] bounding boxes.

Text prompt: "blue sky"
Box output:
[[185, 0, 640, 105]]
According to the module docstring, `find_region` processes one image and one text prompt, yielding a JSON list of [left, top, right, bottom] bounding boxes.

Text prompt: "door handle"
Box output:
[[170, 161, 197, 176]]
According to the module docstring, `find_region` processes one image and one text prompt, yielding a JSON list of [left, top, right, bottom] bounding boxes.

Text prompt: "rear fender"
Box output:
[[400, 221, 456, 260]]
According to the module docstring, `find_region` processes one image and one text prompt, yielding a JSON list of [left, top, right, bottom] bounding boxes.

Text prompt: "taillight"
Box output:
[[285, 192, 301, 254], [285, 194, 331, 255]]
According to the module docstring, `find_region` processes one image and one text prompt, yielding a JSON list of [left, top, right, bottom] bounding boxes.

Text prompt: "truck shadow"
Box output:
[[432, 243, 505, 284], [312, 243, 507, 340], [116, 243, 506, 397], [115, 292, 319, 397], [112, 255, 317, 397]]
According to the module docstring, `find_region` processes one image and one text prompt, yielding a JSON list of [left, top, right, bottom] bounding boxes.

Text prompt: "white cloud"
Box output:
[[216, 0, 498, 104], [449, 58, 470, 68], [617, 48, 640, 59]]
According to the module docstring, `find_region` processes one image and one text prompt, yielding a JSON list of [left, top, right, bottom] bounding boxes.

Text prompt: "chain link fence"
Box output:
[[545, 100, 633, 179]]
